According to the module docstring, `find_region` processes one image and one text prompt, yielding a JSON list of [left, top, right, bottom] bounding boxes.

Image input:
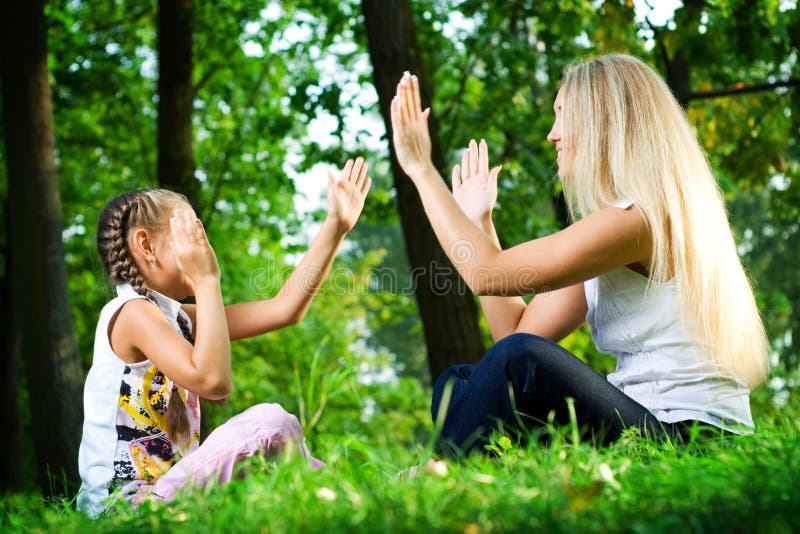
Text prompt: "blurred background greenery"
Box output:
[[0, 0, 797, 497]]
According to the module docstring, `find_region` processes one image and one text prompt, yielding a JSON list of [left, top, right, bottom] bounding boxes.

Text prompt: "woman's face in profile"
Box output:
[[546, 88, 571, 179]]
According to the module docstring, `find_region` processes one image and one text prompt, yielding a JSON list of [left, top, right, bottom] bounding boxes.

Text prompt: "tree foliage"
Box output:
[[0, 0, 797, 492]]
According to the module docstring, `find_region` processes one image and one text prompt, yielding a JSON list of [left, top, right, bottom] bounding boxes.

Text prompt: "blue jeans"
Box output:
[[431, 333, 673, 455]]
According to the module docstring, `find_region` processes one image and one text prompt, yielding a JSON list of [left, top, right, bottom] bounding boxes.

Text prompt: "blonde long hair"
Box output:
[[560, 54, 768, 387]]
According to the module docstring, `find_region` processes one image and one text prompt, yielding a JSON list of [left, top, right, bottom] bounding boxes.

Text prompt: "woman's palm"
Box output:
[[452, 139, 500, 222]]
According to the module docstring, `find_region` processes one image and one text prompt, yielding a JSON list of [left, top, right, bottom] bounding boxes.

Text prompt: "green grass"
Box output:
[[3, 396, 799, 534]]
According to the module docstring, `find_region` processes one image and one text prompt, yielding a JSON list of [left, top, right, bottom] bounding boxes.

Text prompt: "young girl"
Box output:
[[390, 54, 769, 454], [78, 158, 371, 516]]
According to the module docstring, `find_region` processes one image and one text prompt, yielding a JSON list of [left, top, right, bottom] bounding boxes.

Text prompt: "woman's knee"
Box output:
[[433, 364, 471, 392], [485, 333, 555, 368]]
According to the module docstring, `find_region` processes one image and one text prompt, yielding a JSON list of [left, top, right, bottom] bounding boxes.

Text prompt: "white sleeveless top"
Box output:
[[584, 264, 753, 433], [77, 284, 201, 517]]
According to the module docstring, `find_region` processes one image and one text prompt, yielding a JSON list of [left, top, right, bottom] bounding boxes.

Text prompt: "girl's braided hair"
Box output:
[[97, 188, 194, 446]]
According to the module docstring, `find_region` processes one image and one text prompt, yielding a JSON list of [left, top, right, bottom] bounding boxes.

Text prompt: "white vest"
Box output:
[[77, 285, 200, 517], [584, 264, 753, 433]]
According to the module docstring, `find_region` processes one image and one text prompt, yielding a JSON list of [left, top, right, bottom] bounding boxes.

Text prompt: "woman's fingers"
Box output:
[[397, 82, 409, 122], [468, 139, 479, 177], [461, 150, 469, 182], [400, 76, 410, 119], [390, 96, 400, 126], [392, 73, 427, 128], [479, 139, 489, 177], [452, 164, 461, 190], [489, 165, 502, 188], [411, 74, 422, 115]]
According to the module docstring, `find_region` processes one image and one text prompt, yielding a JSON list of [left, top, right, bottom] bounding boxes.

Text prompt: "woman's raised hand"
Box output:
[[326, 156, 371, 233], [169, 209, 221, 284], [452, 139, 501, 224], [391, 72, 434, 180]]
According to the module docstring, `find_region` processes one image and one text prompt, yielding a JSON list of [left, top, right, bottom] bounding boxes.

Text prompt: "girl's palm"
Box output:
[[327, 157, 371, 231], [169, 209, 220, 282]]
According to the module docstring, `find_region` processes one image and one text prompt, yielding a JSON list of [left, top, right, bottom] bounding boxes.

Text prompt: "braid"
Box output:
[[167, 311, 194, 446], [98, 188, 193, 447], [176, 310, 195, 344]]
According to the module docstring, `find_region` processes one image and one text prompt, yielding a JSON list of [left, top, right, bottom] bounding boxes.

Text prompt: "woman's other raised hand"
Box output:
[[452, 139, 501, 224], [390, 72, 435, 180]]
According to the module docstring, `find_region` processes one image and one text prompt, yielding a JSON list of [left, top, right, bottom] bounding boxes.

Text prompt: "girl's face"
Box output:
[[546, 88, 571, 179]]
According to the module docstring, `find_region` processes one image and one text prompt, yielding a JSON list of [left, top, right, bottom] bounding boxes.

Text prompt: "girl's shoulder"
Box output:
[[98, 285, 146, 324], [103, 287, 172, 364]]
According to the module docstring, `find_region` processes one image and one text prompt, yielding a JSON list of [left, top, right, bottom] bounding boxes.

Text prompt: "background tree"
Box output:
[[0, 198, 23, 491], [157, 0, 197, 207], [361, 0, 485, 381], [0, 0, 83, 495]]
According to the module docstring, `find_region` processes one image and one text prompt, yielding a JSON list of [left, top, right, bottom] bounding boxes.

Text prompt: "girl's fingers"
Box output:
[[194, 218, 206, 242], [340, 159, 354, 183], [479, 139, 489, 177], [360, 175, 372, 196], [452, 164, 461, 190], [355, 160, 368, 189], [170, 210, 185, 246], [350, 157, 364, 184], [182, 210, 196, 241], [170, 209, 206, 250], [461, 149, 469, 181]]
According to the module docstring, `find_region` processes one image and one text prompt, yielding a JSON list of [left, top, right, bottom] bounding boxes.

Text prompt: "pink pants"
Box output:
[[138, 403, 323, 503]]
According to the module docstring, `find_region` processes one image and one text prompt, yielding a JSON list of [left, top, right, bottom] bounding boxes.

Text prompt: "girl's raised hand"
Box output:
[[169, 209, 221, 285], [452, 139, 501, 224], [390, 72, 434, 180], [326, 157, 371, 233]]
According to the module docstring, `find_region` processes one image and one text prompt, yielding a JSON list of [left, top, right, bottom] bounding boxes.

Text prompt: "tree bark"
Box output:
[[0, 0, 83, 495], [362, 0, 485, 381], [0, 215, 24, 491], [157, 0, 197, 208]]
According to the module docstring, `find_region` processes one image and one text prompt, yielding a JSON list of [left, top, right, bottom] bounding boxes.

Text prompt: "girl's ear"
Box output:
[[128, 228, 156, 265]]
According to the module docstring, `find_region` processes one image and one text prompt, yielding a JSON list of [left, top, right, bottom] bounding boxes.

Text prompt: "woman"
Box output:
[[390, 55, 768, 454]]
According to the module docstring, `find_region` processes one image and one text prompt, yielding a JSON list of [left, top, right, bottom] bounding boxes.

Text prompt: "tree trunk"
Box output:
[[157, 0, 197, 208], [0, 0, 83, 495], [362, 0, 485, 381], [0, 220, 24, 491]]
